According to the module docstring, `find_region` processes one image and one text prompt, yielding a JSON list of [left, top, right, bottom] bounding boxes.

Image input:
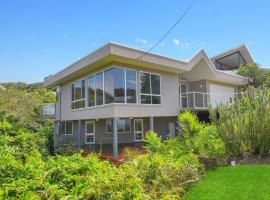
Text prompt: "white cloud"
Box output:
[[136, 38, 147, 44], [173, 39, 190, 49], [173, 39, 180, 46]]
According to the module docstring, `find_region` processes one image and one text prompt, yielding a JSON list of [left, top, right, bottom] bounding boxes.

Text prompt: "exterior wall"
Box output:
[[55, 116, 178, 148], [58, 63, 180, 121]]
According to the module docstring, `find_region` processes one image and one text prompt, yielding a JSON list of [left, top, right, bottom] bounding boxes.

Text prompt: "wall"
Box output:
[[58, 63, 180, 121]]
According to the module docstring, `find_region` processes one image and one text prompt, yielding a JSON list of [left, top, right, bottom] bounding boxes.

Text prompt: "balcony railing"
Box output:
[[180, 92, 239, 109]]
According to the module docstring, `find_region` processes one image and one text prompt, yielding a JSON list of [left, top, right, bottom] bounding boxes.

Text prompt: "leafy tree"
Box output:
[[237, 63, 270, 87]]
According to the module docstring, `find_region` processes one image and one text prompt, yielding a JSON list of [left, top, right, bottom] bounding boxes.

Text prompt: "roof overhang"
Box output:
[[43, 42, 249, 88], [185, 50, 248, 85], [43, 42, 188, 88], [211, 44, 254, 64]]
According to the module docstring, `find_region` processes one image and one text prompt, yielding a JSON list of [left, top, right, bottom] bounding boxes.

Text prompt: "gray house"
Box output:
[[43, 42, 253, 158]]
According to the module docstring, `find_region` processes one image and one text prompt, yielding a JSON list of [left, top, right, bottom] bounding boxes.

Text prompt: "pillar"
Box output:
[[112, 117, 118, 160]]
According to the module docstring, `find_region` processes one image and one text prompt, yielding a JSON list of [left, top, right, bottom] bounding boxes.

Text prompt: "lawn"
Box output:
[[184, 165, 270, 200]]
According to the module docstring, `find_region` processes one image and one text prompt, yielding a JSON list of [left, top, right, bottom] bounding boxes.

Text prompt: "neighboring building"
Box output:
[[43, 42, 253, 158]]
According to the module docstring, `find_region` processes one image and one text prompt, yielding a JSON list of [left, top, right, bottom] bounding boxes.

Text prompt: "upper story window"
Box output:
[[87, 67, 137, 107], [140, 72, 161, 104], [71, 79, 85, 109]]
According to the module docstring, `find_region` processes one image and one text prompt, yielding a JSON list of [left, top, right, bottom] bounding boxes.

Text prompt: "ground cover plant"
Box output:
[[184, 165, 270, 200]]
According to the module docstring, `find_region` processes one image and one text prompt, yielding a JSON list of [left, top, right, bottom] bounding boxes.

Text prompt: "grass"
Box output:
[[184, 165, 270, 200]]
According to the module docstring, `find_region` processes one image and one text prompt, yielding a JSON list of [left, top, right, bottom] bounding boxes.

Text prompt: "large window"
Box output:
[[71, 80, 85, 109], [87, 76, 95, 107], [95, 72, 103, 105], [60, 121, 73, 135], [126, 69, 137, 103], [140, 72, 161, 104], [85, 121, 95, 144], [104, 67, 136, 104], [104, 68, 125, 103], [106, 118, 131, 133]]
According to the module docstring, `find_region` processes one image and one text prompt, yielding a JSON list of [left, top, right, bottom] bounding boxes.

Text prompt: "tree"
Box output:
[[237, 63, 270, 87]]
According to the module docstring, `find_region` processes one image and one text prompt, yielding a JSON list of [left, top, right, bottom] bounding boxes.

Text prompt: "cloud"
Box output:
[[136, 38, 147, 44], [173, 39, 190, 49], [173, 39, 180, 46]]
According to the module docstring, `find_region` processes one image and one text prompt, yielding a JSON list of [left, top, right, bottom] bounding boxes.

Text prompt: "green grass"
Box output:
[[184, 165, 270, 200]]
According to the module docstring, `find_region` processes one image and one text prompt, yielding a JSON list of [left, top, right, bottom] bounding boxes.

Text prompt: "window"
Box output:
[[140, 72, 161, 104], [104, 67, 136, 104], [60, 121, 73, 135], [95, 72, 103, 105], [180, 84, 188, 108], [118, 119, 131, 133], [106, 118, 131, 133], [126, 69, 137, 103], [134, 119, 143, 141], [87, 76, 95, 107], [106, 119, 113, 133], [85, 121, 95, 144], [71, 80, 85, 109], [104, 69, 114, 104]]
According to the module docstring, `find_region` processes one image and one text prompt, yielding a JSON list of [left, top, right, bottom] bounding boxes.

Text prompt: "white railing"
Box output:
[[180, 92, 241, 109], [42, 103, 56, 118]]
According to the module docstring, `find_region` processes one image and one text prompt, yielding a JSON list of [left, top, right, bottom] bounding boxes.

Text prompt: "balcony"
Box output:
[[180, 92, 237, 110]]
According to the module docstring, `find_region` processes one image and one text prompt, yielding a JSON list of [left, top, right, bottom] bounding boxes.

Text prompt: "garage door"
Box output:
[[209, 84, 235, 107]]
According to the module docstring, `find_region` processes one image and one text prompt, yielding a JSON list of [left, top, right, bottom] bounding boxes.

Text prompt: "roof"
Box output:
[[43, 42, 250, 88], [211, 44, 254, 64]]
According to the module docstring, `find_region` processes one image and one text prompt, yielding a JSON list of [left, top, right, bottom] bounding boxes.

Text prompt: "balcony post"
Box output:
[[77, 120, 81, 149], [193, 92, 195, 108], [112, 117, 118, 160], [150, 117, 154, 131]]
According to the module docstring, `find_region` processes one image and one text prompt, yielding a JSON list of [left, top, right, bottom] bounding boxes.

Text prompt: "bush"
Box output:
[[179, 111, 225, 157], [144, 131, 162, 153], [211, 86, 270, 155]]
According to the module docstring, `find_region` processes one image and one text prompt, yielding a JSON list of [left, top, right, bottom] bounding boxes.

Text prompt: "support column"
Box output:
[[150, 116, 154, 131], [77, 120, 81, 149], [54, 120, 60, 148], [112, 117, 118, 160]]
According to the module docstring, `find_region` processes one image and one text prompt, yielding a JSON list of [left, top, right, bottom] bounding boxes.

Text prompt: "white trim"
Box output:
[[134, 119, 144, 142], [139, 71, 161, 104], [85, 120, 95, 144], [60, 121, 73, 135]]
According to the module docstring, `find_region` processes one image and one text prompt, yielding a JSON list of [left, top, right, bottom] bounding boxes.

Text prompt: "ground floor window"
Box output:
[[60, 121, 73, 135], [134, 119, 144, 142], [85, 121, 95, 144], [106, 118, 131, 133]]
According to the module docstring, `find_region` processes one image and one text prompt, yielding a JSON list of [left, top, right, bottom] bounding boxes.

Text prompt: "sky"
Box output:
[[1, 0, 270, 83]]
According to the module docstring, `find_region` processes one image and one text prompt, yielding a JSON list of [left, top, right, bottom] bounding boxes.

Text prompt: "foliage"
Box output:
[[184, 165, 270, 200], [0, 82, 55, 131], [237, 63, 270, 87], [144, 130, 162, 153], [179, 111, 226, 157], [211, 86, 270, 155]]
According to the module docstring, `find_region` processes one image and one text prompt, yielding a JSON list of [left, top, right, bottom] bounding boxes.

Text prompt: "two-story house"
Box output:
[[43, 42, 253, 159]]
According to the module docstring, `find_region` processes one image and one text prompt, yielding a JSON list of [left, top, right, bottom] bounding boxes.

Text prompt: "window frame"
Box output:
[[134, 119, 144, 142], [60, 121, 73, 135], [71, 79, 86, 110], [139, 71, 161, 104], [85, 120, 95, 144]]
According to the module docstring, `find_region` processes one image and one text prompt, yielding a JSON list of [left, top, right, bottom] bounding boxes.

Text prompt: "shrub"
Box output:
[[179, 111, 225, 157], [144, 131, 162, 153], [211, 86, 270, 155]]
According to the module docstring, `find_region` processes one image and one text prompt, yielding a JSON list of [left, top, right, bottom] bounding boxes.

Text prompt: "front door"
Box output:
[[85, 121, 95, 144], [134, 119, 144, 142]]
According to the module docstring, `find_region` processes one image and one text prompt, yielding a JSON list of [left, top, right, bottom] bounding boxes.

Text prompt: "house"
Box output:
[[43, 42, 253, 159]]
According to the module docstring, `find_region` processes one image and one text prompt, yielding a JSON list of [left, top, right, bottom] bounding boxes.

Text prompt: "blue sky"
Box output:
[[1, 0, 270, 83]]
